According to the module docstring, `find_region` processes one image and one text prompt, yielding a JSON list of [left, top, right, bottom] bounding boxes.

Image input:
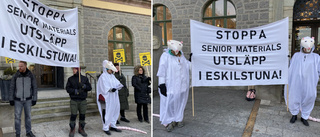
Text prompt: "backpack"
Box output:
[[246, 89, 256, 101]]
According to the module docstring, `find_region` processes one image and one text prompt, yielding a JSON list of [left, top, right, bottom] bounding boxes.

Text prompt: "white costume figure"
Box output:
[[284, 36, 320, 126], [157, 40, 190, 131], [97, 60, 123, 134]]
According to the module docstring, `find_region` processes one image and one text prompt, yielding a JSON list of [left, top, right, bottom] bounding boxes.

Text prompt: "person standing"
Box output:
[[132, 65, 151, 123], [97, 60, 123, 135], [66, 67, 92, 137], [285, 36, 320, 126], [157, 40, 190, 132], [9, 61, 37, 137], [114, 63, 130, 123]]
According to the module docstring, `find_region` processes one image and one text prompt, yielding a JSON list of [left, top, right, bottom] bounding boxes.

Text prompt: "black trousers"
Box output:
[[136, 103, 148, 121], [120, 110, 125, 118]]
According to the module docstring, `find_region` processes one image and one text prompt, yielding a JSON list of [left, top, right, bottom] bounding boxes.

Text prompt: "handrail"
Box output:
[[85, 73, 96, 98]]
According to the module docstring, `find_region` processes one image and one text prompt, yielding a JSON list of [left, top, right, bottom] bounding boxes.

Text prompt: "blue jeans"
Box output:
[[14, 100, 32, 135]]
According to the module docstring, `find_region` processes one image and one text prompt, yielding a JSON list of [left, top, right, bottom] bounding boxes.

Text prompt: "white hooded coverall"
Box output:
[[285, 41, 320, 120], [157, 49, 190, 125], [96, 61, 123, 131]]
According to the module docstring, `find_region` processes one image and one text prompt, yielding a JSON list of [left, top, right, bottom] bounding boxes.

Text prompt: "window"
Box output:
[[292, 0, 320, 55], [108, 26, 133, 66], [203, 0, 236, 29], [153, 5, 172, 46]]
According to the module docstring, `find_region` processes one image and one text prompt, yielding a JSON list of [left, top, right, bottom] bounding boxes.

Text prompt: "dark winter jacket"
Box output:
[[9, 69, 37, 101], [132, 75, 151, 104], [114, 72, 129, 110], [66, 72, 92, 100]]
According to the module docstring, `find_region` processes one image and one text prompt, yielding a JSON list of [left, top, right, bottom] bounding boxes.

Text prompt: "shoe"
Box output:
[[290, 115, 297, 123], [145, 119, 150, 123], [166, 123, 174, 132], [301, 118, 309, 126], [110, 127, 122, 132], [104, 130, 111, 135], [138, 119, 143, 122], [69, 123, 76, 137], [78, 122, 88, 137], [116, 120, 120, 124], [26, 131, 35, 137], [177, 122, 184, 128], [120, 117, 130, 123]]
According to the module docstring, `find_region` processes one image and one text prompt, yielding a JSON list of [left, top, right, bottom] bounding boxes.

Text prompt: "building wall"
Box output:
[[82, 7, 151, 72], [153, 0, 295, 101]]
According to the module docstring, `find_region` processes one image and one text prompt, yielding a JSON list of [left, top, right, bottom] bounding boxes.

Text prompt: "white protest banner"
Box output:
[[0, 0, 79, 67], [191, 18, 289, 86]]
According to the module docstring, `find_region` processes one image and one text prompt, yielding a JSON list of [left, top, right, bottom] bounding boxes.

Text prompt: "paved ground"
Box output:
[[6, 105, 151, 137], [252, 100, 320, 137], [153, 87, 320, 137], [3, 89, 151, 137], [153, 87, 255, 137]]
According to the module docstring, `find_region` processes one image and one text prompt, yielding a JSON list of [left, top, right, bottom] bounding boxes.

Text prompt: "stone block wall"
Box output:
[[82, 7, 151, 73], [153, 0, 270, 54]]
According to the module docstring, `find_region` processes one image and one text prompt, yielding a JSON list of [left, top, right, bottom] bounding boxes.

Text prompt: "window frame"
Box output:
[[202, 0, 236, 28], [153, 5, 172, 46], [108, 26, 133, 66]]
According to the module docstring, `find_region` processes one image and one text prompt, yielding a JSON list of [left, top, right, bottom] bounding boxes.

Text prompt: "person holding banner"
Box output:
[[9, 61, 37, 137], [97, 60, 123, 135], [66, 67, 92, 137], [114, 63, 130, 123], [157, 40, 190, 132], [285, 36, 320, 126], [132, 65, 151, 123]]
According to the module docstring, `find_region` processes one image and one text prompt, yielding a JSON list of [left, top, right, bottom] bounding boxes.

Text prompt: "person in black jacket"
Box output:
[[9, 61, 37, 137], [66, 67, 92, 137], [132, 65, 151, 123]]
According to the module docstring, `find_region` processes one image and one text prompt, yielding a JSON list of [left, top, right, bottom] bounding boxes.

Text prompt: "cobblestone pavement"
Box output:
[[252, 100, 320, 137], [6, 103, 151, 137], [153, 87, 255, 137]]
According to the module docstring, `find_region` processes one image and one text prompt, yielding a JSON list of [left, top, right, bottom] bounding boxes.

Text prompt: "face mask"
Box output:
[[301, 37, 314, 53], [167, 40, 183, 55]]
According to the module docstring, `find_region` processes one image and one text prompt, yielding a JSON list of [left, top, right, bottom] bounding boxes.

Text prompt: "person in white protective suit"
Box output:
[[284, 36, 320, 126], [97, 60, 123, 135], [157, 40, 191, 132]]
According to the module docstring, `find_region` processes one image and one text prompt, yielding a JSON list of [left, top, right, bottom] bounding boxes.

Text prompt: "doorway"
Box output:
[[292, 21, 320, 55], [292, 0, 320, 55]]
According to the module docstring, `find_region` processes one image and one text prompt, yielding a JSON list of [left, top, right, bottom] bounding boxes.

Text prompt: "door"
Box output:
[[31, 64, 55, 88], [292, 21, 320, 55]]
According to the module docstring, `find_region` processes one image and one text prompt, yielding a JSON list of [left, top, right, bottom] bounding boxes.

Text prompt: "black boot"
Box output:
[[78, 122, 88, 137], [301, 118, 309, 126], [69, 123, 76, 137], [290, 115, 297, 123], [120, 117, 130, 123], [104, 130, 111, 135]]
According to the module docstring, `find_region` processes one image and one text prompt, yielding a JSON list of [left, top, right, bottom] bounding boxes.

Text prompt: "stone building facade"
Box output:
[[153, 0, 308, 102]]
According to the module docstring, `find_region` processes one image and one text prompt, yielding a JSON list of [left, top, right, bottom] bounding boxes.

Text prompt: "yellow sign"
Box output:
[[113, 49, 126, 63], [139, 52, 151, 66], [85, 71, 96, 74], [5, 57, 15, 64]]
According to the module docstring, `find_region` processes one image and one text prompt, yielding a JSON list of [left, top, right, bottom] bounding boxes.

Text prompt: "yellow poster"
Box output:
[[5, 57, 15, 64], [113, 49, 126, 63], [139, 52, 151, 66]]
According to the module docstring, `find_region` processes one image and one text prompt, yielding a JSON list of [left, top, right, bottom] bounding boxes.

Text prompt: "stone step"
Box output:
[[32, 98, 95, 109], [31, 109, 100, 124], [31, 103, 98, 116], [37, 97, 70, 102]]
